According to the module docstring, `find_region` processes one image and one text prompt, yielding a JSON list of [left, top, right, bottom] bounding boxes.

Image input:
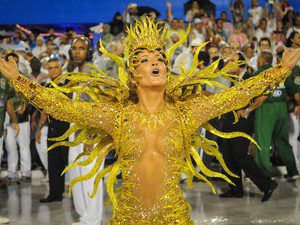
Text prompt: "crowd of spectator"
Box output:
[[0, 0, 299, 201]]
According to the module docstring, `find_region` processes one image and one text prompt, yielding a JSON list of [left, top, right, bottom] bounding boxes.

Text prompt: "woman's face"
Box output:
[[292, 33, 300, 48], [234, 25, 241, 34], [245, 47, 254, 58], [276, 21, 283, 30], [131, 50, 167, 89], [252, 0, 258, 7], [192, 1, 199, 9]]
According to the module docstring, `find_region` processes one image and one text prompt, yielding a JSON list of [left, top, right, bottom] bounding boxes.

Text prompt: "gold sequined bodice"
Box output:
[[112, 103, 193, 224]]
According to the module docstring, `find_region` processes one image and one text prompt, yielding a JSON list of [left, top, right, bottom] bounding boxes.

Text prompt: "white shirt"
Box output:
[[190, 29, 205, 42], [267, 18, 277, 33], [32, 45, 46, 58], [248, 6, 263, 27], [59, 44, 71, 59], [255, 28, 271, 41], [18, 55, 31, 75], [0, 38, 15, 50], [248, 53, 276, 71], [286, 27, 300, 39]]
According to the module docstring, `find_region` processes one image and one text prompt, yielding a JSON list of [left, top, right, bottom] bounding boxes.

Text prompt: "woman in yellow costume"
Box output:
[[0, 18, 299, 224]]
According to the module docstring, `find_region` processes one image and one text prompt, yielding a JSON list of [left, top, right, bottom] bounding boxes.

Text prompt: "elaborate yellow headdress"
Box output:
[[124, 17, 167, 62]]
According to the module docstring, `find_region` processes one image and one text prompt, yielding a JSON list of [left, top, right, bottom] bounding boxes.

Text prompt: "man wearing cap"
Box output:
[[166, 19, 186, 47], [172, 38, 204, 75], [189, 18, 206, 44], [14, 45, 31, 75], [123, 3, 138, 24], [32, 36, 46, 58], [101, 24, 114, 47]]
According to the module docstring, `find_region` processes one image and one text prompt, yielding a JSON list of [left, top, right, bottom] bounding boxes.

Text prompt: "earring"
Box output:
[[134, 83, 138, 88]]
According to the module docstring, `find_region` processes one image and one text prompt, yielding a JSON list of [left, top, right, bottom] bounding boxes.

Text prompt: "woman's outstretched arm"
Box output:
[[187, 48, 300, 126], [0, 57, 118, 134]]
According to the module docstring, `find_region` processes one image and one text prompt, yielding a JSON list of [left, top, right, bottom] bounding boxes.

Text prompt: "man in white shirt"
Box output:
[[255, 18, 271, 41], [68, 36, 104, 225], [0, 36, 15, 51], [286, 15, 300, 39], [248, 37, 276, 71], [32, 35, 46, 58], [172, 38, 204, 75], [14, 45, 31, 75], [189, 18, 206, 44]]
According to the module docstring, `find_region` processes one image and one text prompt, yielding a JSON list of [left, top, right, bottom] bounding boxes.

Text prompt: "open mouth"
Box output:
[[152, 69, 159, 75]]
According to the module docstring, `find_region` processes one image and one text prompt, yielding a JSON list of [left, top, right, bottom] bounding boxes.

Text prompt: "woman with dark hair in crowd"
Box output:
[[229, 0, 245, 24]]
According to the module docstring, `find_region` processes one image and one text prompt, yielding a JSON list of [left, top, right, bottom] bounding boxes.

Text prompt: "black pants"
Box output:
[[47, 140, 69, 198], [220, 135, 272, 194]]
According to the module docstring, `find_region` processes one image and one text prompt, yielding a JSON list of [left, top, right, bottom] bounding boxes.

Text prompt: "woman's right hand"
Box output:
[[0, 56, 20, 80], [281, 48, 300, 70]]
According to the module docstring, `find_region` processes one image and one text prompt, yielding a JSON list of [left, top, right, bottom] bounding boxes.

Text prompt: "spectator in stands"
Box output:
[[28, 57, 48, 84], [46, 27, 57, 41], [229, 0, 245, 24], [185, 0, 200, 22], [248, 0, 263, 28], [101, 41, 124, 79], [178, 19, 186, 30], [248, 37, 275, 70], [286, 14, 300, 38], [110, 12, 125, 41], [189, 18, 205, 44], [229, 41, 242, 54], [14, 45, 31, 75], [208, 46, 219, 64], [243, 18, 256, 38], [57, 35, 71, 59], [101, 24, 114, 47], [271, 30, 286, 46], [123, 3, 138, 24], [282, 9, 296, 30], [220, 11, 234, 35], [0, 36, 15, 51], [215, 18, 228, 42], [166, 19, 186, 47], [172, 38, 203, 75], [168, 32, 185, 66], [255, 18, 271, 41], [227, 23, 248, 49], [266, 11, 277, 33], [32, 35, 46, 58], [244, 46, 255, 65], [276, 20, 284, 33]]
